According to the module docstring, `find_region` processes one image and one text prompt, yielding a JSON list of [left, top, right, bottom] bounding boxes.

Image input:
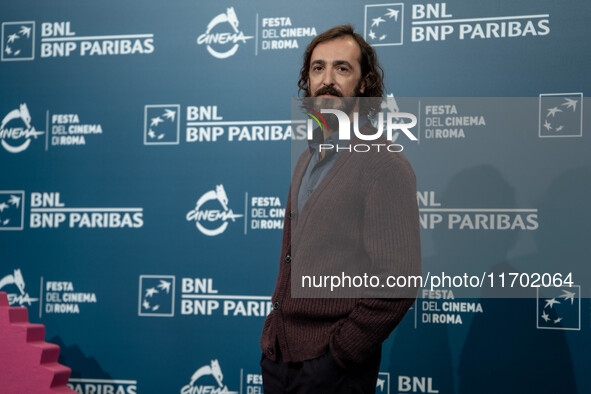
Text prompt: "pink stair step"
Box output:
[[10, 322, 46, 342], [0, 291, 75, 393], [29, 341, 61, 364], [7, 306, 29, 323], [43, 362, 73, 387]]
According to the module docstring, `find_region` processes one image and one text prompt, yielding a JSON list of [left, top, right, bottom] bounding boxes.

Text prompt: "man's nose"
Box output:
[[322, 70, 335, 87]]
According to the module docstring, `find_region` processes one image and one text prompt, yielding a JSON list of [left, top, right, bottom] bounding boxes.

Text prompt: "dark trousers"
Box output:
[[260, 348, 381, 394]]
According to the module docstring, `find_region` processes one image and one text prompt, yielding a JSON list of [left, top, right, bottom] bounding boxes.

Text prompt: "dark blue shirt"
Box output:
[[297, 132, 350, 214]]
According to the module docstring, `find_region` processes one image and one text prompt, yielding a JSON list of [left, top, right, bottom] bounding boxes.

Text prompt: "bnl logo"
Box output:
[[398, 376, 439, 393], [144, 105, 180, 145], [1, 22, 35, 61], [0, 191, 24, 230], [537, 286, 581, 330], [138, 275, 175, 317], [376, 372, 390, 393], [538, 93, 583, 138], [364, 4, 404, 46]]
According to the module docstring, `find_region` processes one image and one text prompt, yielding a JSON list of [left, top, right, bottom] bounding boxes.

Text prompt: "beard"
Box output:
[[308, 78, 364, 101], [303, 79, 364, 131]]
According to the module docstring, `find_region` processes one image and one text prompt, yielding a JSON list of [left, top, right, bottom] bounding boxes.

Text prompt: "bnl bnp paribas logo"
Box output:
[[186, 185, 243, 236], [138, 275, 175, 317], [539, 93, 583, 138], [537, 286, 581, 331], [364, 4, 404, 46], [0, 103, 45, 154], [143, 105, 180, 145], [1, 22, 34, 61], [364, 3, 551, 44], [0, 191, 24, 230], [2, 21, 154, 60], [197, 7, 253, 59]]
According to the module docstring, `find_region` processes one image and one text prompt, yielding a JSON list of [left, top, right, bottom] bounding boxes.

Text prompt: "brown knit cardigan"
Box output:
[[260, 133, 421, 370]]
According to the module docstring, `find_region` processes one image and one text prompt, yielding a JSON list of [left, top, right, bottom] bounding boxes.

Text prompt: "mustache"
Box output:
[[313, 86, 342, 97]]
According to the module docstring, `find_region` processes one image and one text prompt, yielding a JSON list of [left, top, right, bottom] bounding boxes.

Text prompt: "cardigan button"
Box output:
[[284, 254, 292, 263], [273, 301, 280, 310], [289, 211, 295, 220], [267, 347, 274, 355]]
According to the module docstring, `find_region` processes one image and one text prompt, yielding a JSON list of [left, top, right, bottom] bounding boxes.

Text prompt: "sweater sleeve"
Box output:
[[329, 155, 422, 369]]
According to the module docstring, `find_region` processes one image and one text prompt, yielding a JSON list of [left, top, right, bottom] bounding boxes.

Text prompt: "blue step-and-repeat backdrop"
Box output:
[[1, 1, 589, 393]]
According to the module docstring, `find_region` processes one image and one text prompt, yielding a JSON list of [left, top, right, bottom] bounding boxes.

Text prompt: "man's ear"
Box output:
[[360, 76, 366, 94]]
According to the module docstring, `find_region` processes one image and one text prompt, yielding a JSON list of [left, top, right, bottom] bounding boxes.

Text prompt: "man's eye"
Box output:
[[312, 65, 323, 71]]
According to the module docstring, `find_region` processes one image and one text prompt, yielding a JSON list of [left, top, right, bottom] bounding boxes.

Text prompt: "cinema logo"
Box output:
[[197, 7, 252, 59], [1, 103, 105, 153], [0, 103, 44, 153], [30, 192, 144, 229], [0, 268, 38, 307], [186, 185, 243, 236], [417, 191, 539, 231], [181, 359, 237, 394], [182, 363, 269, 394], [0, 103, 103, 153]]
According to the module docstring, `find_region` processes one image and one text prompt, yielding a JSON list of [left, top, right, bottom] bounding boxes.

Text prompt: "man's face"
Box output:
[[307, 36, 365, 100]]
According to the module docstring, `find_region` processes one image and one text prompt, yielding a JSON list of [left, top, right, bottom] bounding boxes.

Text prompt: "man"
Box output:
[[260, 25, 421, 393]]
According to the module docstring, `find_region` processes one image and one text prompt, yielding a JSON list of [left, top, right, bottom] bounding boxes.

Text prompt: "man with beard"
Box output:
[[260, 25, 421, 393]]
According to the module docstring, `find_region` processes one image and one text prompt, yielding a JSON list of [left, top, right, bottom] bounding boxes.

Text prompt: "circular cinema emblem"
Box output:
[[197, 7, 253, 59], [186, 185, 243, 236], [181, 359, 237, 394], [0, 103, 44, 153]]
